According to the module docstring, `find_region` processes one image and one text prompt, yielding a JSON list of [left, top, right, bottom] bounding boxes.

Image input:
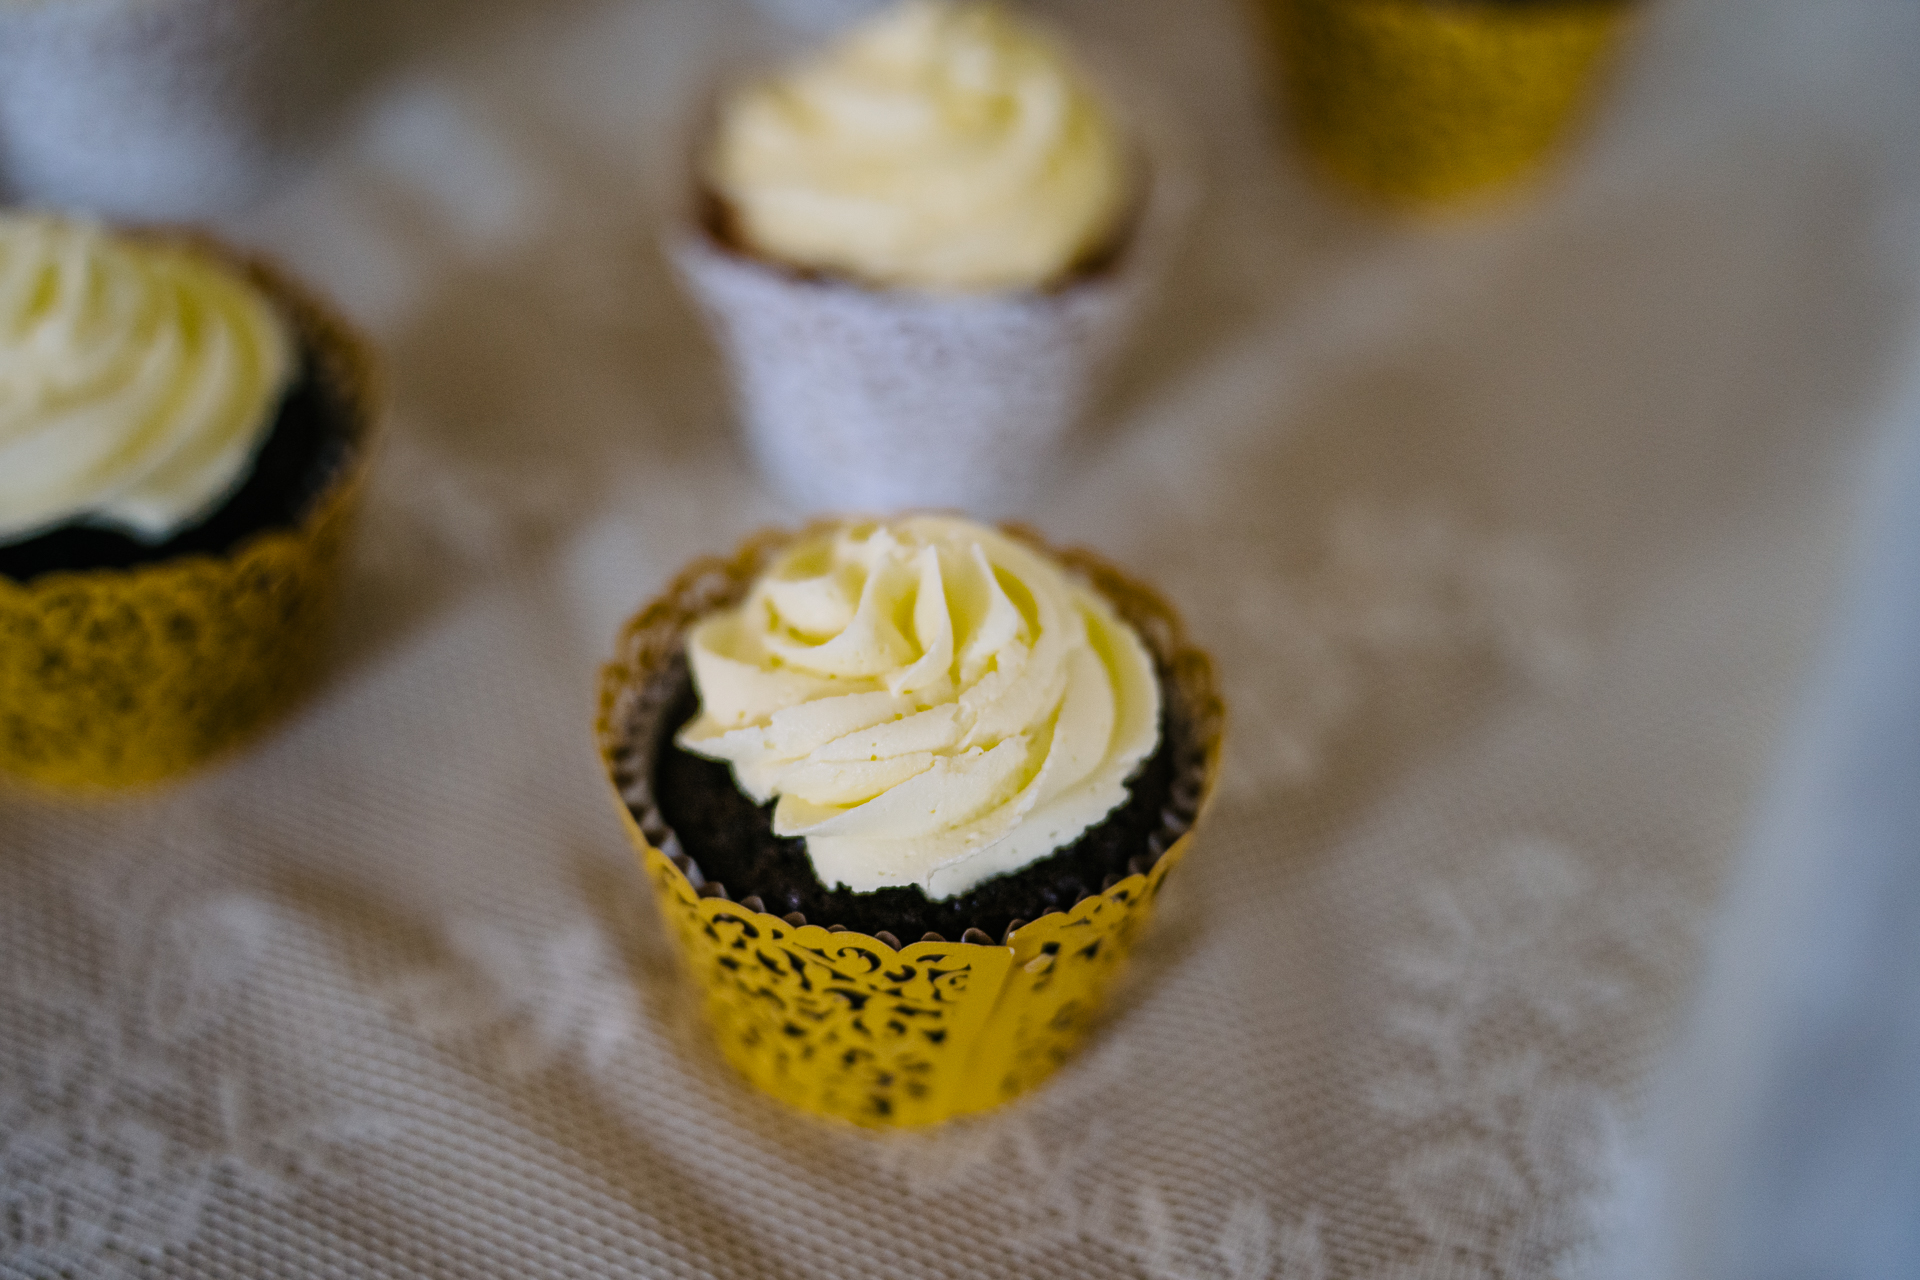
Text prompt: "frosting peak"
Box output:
[[0, 213, 294, 545], [708, 0, 1130, 292], [678, 516, 1161, 899]]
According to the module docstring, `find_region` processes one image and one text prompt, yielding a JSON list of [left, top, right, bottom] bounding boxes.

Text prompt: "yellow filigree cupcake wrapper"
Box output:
[[597, 522, 1225, 1127], [0, 234, 378, 792], [1264, 0, 1638, 205]]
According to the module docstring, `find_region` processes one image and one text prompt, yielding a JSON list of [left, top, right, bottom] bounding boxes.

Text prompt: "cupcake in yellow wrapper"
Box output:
[[597, 517, 1223, 1126], [1260, 0, 1638, 205], [0, 215, 378, 791]]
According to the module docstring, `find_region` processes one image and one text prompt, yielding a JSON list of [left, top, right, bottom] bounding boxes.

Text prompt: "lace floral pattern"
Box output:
[[1, 830, 398, 1276], [855, 1042, 1333, 1280], [1370, 839, 1645, 1279], [1206, 504, 1583, 796]]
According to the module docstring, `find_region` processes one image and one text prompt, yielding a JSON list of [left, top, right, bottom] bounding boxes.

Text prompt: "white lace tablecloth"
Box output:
[[5, 1, 1917, 1277]]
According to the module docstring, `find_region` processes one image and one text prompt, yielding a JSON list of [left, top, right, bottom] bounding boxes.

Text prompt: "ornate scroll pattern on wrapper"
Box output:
[[0, 239, 378, 792], [1266, 0, 1636, 204], [599, 523, 1224, 1127]]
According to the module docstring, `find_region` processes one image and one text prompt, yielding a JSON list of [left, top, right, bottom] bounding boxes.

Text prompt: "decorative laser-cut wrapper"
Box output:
[[667, 72, 1194, 518], [1261, 0, 1640, 205], [596, 523, 1224, 1127], [0, 232, 379, 793], [0, 0, 339, 219]]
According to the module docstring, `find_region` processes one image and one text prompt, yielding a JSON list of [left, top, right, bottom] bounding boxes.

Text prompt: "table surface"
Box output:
[[4, 1, 1918, 1277]]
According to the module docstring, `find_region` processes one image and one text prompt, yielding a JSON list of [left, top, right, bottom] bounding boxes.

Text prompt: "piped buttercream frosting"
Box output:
[[677, 515, 1161, 900], [707, 0, 1130, 292], [0, 213, 295, 545]]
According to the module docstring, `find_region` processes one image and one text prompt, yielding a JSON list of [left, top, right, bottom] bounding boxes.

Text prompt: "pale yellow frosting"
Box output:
[[707, 0, 1130, 292], [0, 213, 295, 544], [678, 516, 1161, 899]]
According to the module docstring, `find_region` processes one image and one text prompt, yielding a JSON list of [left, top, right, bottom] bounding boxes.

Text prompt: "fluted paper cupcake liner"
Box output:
[[0, 234, 379, 792], [669, 106, 1191, 518], [597, 522, 1225, 1127], [1266, 0, 1637, 205], [0, 0, 333, 218]]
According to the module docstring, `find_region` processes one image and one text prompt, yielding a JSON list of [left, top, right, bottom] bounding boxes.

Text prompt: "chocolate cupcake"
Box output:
[[670, 1, 1189, 516], [598, 515, 1223, 1126], [1258, 0, 1639, 204], [0, 213, 377, 790]]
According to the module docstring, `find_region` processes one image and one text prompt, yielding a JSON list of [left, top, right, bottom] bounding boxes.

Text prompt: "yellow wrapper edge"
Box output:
[[596, 521, 1226, 1127], [1266, 0, 1639, 205], [0, 231, 380, 792]]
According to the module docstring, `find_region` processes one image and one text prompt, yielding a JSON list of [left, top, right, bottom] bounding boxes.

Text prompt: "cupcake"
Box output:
[[0, 213, 377, 790], [0, 0, 336, 218], [597, 515, 1223, 1126], [1258, 0, 1638, 204], [670, 1, 1187, 516]]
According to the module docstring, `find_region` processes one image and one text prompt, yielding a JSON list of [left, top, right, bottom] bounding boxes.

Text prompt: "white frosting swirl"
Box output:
[[708, 0, 1130, 292], [678, 516, 1161, 900], [0, 213, 295, 545]]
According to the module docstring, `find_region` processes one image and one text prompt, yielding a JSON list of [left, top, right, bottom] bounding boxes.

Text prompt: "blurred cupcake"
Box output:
[[671, 1, 1188, 516], [0, 0, 338, 218], [1259, 0, 1638, 205], [0, 213, 377, 791], [597, 514, 1223, 1126]]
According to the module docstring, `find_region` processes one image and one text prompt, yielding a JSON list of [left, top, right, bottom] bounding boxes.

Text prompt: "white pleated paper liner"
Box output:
[[0, 0, 335, 219]]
